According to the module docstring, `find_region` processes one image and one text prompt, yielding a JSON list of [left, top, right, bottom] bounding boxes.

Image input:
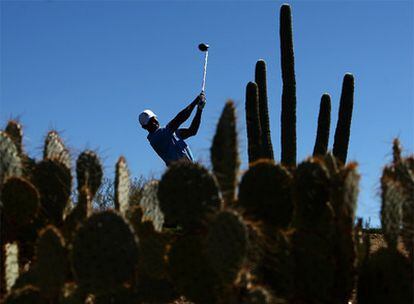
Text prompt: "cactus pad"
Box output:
[[43, 131, 71, 169], [71, 211, 139, 294], [0, 131, 22, 186], [357, 248, 413, 304], [34, 225, 67, 298], [4, 286, 46, 304], [205, 210, 248, 284], [76, 150, 103, 198], [33, 159, 72, 225], [4, 120, 23, 154], [168, 235, 222, 303], [1, 177, 39, 229], [158, 161, 221, 230], [238, 159, 293, 227], [138, 180, 164, 232]]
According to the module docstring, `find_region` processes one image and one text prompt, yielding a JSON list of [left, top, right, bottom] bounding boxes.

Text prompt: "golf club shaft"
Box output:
[[201, 50, 208, 92]]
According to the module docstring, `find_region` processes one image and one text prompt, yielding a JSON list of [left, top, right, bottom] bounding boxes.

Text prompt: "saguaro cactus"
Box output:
[[245, 82, 263, 164], [333, 73, 355, 165], [280, 4, 297, 167], [313, 94, 331, 157], [255, 60, 274, 160]]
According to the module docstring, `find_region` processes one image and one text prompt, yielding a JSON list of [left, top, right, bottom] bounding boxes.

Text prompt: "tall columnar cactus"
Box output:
[[333, 73, 355, 165], [114, 156, 131, 215], [4, 121, 23, 155], [211, 100, 240, 204], [280, 4, 297, 167], [313, 94, 331, 157], [245, 82, 263, 164], [255, 60, 274, 160]]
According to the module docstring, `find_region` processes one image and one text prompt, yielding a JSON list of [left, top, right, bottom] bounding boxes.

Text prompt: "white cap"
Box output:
[[139, 109, 157, 126]]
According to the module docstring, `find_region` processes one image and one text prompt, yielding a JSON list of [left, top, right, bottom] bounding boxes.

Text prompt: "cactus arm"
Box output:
[[280, 4, 297, 167], [313, 94, 332, 156], [255, 60, 274, 160], [245, 82, 263, 164], [333, 73, 355, 165]]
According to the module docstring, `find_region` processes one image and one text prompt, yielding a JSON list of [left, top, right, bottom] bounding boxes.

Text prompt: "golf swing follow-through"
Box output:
[[139, 43, 209, 166]]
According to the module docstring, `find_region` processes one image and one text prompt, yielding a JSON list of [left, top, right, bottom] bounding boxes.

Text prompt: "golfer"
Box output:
[[139, 92, 206, 166]]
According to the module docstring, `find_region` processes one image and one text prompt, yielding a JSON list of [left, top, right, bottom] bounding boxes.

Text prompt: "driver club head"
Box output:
[[198, 43, 209, 52]]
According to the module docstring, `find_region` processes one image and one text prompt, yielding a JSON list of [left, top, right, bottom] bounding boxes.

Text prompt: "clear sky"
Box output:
[[1, 0, 413, 227]]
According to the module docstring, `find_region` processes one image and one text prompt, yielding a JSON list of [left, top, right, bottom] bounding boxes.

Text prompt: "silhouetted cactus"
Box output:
[[158, 161, 221, 230], [205, 210, 248, 285], [70, 211, 139, 294], [32, 226, 67, 299], [3, 285, 46, 304], [255, 60, 274, 160], [211, 100, 240, 204], [33, 159, 72, 226], [357, 248, 413, 304], [238, 159, 293, 228], [280, 4, 297, 167], [313, 94, 331, 157], [114, 156, 130, 215], [245, 82, 263, 164], [333, 73, 355, 165], [76, 150, 103, 199], [168, 235, 222, 304]]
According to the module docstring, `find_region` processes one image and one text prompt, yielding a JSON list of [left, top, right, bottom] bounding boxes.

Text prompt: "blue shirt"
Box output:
[[147, 126, 194, 166]]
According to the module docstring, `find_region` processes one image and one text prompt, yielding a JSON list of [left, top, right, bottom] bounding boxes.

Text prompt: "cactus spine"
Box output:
[[255, 60, 274, 160], [280, 4, 297, 167], [211, 100, 240, 204], [313, 94, 331, 157], [246, 82, 263, 164], [333, 73, 355, 165]]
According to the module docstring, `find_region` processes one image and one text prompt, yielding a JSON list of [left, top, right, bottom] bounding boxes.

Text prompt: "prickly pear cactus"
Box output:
[[238, 159, 293, 227], [76, 150, 103, 198], [70, 211, 139, 294], [205, 210, 248, 284], [32, 226, 67, 299], [1, 177, 39, 231], [43, 131, 71, 169], [158, 161, 221, 230], [0, 131, 22, 186], [33, 159, 72, 225], [4, 121, 23, 155], [3, 286, 46, 304]]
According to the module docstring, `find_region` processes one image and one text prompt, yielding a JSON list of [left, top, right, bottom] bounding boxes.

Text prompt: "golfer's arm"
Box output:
[[178, 108, 202, 139], [167, 96, 199, 131]]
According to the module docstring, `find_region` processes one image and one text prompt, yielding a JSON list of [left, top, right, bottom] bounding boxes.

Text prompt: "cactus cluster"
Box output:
[[1, 4, 412, 304]]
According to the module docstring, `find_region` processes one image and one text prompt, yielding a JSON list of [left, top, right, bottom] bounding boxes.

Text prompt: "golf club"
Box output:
[[198, 43, 209, 92]]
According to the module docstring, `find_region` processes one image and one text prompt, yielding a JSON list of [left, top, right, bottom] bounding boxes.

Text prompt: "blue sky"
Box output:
[[1, 0, 413, 226]]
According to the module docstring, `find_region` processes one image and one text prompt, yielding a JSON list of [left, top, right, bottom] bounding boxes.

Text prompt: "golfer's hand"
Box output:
[[198, 92, 206, 110]]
